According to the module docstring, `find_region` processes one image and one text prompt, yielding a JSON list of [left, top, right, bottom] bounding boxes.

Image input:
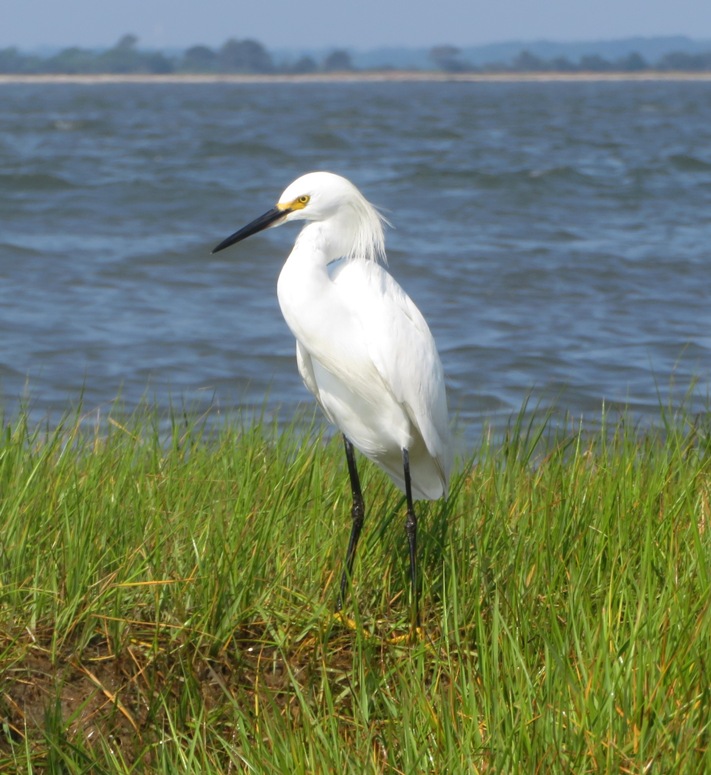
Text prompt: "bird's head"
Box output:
[[277, 171, 358, 222], [212, 171, 387, 263]]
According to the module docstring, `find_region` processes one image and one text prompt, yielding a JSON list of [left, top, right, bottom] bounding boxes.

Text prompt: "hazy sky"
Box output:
[[3, 0, 711, 50]]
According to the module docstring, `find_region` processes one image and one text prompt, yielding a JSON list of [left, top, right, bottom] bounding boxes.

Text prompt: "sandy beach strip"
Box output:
[[2, 71, 711, 85]]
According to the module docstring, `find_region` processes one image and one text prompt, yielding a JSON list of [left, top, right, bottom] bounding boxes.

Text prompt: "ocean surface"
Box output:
[[2, 80, 711, 443]]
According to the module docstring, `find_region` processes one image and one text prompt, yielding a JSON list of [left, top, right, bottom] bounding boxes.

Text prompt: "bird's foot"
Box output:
[[332, 610, 360, 633], [386, 625, 424, 645], [332, 611, 423, 645]]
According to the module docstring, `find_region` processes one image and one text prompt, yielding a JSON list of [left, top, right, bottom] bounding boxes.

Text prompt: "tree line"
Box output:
[[0, 35, 354, 75], [430, 45, 711, 73], [2, 35, 711, 75]]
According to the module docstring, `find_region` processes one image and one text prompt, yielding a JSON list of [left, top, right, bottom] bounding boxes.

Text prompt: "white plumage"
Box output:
[[213, 171, 452, 621]]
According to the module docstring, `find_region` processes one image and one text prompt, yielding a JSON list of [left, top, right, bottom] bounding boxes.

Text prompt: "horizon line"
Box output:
[[3, 71, 711, 84]]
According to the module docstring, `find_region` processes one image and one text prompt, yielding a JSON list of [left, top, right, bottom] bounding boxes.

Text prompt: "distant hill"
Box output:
[[462, 36, 711, 66], [316, 36, 711, 70]]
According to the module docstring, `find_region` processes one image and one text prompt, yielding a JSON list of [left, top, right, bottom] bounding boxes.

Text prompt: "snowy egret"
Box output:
[[212, 171, 452, 626]]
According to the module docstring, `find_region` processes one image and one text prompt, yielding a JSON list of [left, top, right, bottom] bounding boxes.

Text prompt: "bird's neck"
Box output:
[[276, 216, 366, 342], [276, 224, 344, 354], [292, 217, 358, 266]]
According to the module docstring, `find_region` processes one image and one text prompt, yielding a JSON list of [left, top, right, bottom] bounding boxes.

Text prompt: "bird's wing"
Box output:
[[331, 259, 452, 470], [295, 339, 334, 421]]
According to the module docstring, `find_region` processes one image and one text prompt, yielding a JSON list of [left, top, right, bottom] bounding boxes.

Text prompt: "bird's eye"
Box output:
[[297, 195, 310, 205]]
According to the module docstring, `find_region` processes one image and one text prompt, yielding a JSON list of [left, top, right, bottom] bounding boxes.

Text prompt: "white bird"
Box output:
[[212, 171, 452, 625]]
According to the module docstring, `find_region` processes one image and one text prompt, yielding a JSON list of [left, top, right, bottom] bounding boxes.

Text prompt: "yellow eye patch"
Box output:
[[279, 194, 310, 211]]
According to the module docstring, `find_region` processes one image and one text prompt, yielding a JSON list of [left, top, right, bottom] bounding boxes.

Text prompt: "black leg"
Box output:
[[402, 448, 420, 628], [337, 436, 366, 611]]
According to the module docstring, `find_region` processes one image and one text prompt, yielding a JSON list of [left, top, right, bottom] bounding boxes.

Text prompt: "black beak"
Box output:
[[212, 206, 289, 254]]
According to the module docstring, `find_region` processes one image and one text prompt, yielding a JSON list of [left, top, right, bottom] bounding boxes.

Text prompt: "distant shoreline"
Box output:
[[2, 71, 711, 85]]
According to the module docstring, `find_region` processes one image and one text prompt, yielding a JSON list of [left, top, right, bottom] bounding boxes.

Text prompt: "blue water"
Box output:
[[2, 80, 711, 440]]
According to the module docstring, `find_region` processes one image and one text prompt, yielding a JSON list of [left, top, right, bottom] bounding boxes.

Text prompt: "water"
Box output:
[[2, 80, 711, 441]]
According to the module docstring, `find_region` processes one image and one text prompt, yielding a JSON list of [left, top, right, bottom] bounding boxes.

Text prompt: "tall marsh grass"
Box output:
[[1, 404, 710, 772]]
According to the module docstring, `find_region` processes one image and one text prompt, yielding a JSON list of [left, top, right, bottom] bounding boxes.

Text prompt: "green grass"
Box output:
[[1, 403, 710, 772]]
